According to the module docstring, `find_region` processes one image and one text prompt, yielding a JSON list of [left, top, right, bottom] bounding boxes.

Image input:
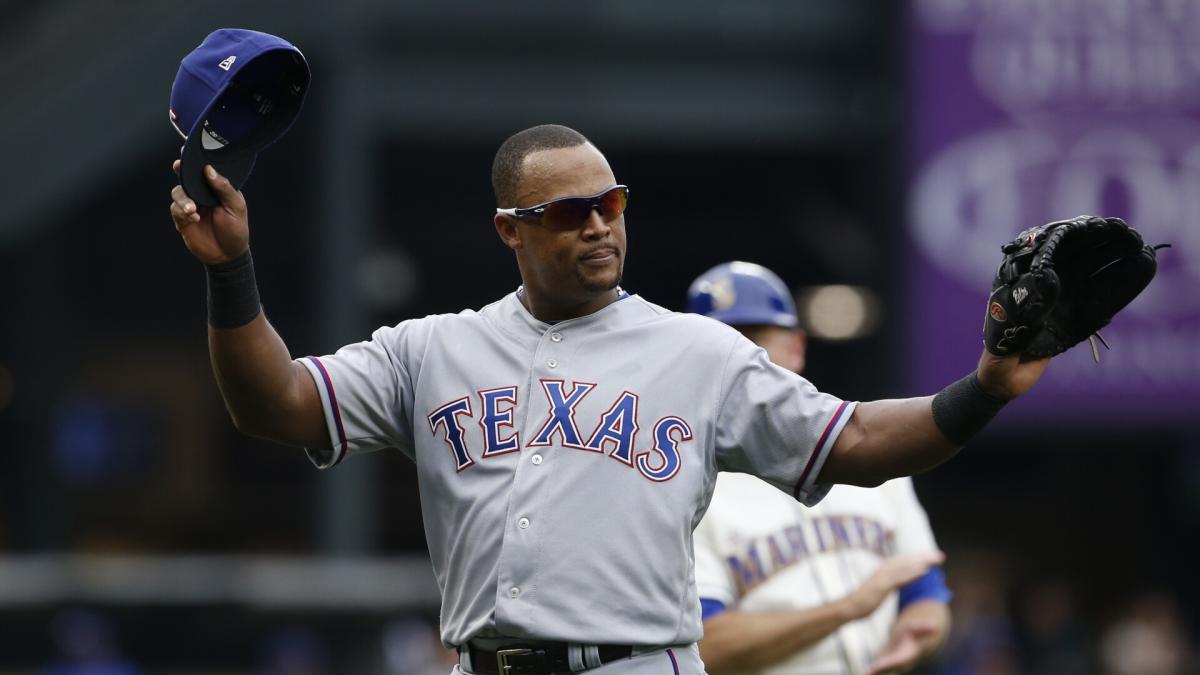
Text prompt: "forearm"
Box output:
[[700, 599, 858, 674], [208, 314, 310, 436], [818, 397, 957, 487], [894, 600, 951, 663], [199, 246, 328, 448]]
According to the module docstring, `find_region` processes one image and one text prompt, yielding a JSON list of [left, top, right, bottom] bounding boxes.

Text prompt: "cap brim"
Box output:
[[179, 119, 257, 207], [709, 309, 799, 329]]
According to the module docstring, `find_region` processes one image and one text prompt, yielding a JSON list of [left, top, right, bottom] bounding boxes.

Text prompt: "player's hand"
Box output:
[[865, 620, 938, 675], [169, 161, 250, 265], [844, 551, 944, 620], [975, 350, 1051, 401]]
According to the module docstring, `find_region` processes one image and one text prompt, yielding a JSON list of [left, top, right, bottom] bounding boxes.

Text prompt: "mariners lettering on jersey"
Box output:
[[426, 381, 688, 482], [727, 515, 897, 595]]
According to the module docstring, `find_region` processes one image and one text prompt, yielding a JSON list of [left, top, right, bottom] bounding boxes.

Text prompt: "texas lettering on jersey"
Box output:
[[426, 379, 692, 482], [727, 515, 897, 596]]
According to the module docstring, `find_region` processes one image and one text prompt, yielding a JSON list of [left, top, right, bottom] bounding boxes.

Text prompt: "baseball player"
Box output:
[[687, 263, 951, 675], [168, 124, 1049, 674]]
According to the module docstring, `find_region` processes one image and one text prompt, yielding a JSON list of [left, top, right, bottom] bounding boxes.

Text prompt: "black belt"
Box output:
[[464, 641, 634, 674]]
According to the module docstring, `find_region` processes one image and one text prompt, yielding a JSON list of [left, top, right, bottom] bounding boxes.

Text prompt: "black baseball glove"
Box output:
[[983, 215, 1164, 361]]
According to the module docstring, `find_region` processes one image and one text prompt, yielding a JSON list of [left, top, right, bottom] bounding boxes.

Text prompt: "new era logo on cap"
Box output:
[[218, 55, 237, 71]]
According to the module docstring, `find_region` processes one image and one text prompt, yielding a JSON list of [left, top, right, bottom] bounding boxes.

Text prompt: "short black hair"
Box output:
[[492, 124, 591, 208]]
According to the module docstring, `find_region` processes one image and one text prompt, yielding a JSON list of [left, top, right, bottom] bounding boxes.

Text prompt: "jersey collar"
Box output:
[[513, 285, 630, 326]]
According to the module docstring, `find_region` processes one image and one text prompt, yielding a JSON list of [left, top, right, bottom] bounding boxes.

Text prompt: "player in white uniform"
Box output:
[[167, 123, 1048, 674], [687, 263, 951, 675]]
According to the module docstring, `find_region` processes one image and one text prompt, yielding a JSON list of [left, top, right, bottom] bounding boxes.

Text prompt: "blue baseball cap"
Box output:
[[170, 29, 310, 206], [687, 261, 800, 328]]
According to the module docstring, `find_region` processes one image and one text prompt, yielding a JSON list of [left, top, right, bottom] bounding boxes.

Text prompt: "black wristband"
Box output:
[[931, 373, 1008, 445], [206, 250, 262, 329]]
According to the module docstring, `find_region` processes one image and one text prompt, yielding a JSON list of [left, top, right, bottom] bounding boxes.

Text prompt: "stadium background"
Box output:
[[0, 1, 1197, 673]]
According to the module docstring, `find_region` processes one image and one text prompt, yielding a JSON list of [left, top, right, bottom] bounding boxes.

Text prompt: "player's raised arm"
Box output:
[[169, 161, 329, 450]]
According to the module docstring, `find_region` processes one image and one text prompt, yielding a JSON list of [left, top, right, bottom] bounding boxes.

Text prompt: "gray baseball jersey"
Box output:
[[296, 289, 857, 650]]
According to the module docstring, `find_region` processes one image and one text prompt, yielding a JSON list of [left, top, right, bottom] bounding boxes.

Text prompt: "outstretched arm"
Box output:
[[169, 161, 328, 449], [699, 552, 943, 674], [818, 351, 1049, 487]]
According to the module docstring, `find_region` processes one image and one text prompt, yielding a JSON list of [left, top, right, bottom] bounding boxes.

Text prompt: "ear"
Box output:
[[792, 329, 808, 375], [495, 213, 522, 251]]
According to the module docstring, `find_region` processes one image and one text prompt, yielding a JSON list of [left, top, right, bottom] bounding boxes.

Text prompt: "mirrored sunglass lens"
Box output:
[[598, 188, 628, 218], [542, 197, 593, 229]]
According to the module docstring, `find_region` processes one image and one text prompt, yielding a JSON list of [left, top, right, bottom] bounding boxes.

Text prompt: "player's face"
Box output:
[[499, 143, 627, 311], [739, 325, 807, 374]]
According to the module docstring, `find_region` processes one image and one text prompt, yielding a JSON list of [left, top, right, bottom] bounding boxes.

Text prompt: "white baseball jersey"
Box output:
[[296, 289, 857, 653], [693, 474, 942, 675]]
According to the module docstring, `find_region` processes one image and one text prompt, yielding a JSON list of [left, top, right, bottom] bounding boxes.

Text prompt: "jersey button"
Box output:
[[508, 587, 520, 599], [518, 517, 530, 529], [531, 454, 543, 465], [547, 359, 558, 368], [550, 332, 563, 342]]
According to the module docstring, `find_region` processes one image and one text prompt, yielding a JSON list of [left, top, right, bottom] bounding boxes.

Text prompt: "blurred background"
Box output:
[[1, 0, 1198, 673]]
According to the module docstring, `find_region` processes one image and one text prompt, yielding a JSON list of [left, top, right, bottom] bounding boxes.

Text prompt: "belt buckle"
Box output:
[[496, 647, 534, 674]]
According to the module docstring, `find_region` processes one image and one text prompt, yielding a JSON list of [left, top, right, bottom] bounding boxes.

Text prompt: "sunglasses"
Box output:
[[496, 185, 629, 231]]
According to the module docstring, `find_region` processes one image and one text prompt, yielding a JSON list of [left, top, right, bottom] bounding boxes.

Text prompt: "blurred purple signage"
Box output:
[[907, 1, 1200, 423]]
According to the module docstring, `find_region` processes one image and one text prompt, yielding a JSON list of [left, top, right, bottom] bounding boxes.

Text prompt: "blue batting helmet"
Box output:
[[686, 261, 799, 328]]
